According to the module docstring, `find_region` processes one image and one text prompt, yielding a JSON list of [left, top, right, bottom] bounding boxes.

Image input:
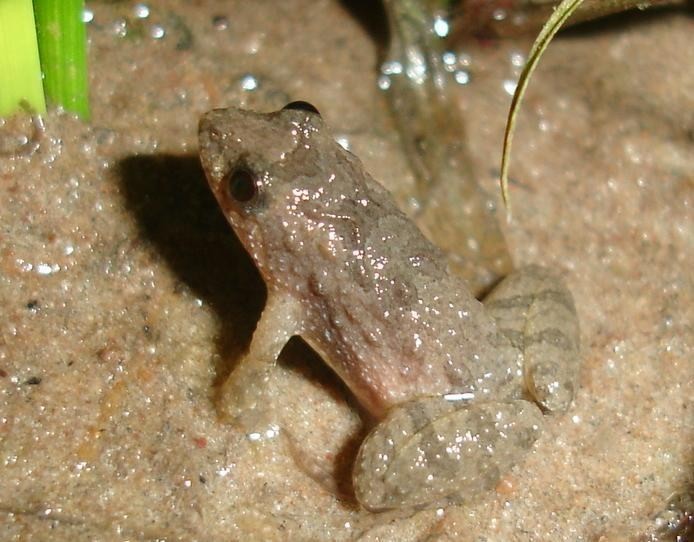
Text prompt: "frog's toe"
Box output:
[[485, 265, 581, 413], [217, 392, 273, 430], [525, 356, 577, 413], [353, 397, 543, 511], [216, 364, 278, 429]]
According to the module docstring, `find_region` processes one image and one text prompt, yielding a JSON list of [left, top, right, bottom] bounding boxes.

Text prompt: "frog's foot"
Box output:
[[485, 265, 580, 413], [217, 357, 280, 430], [353, 396, 543, 511]]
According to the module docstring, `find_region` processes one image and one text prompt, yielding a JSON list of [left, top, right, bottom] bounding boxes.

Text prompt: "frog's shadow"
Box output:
[[118, 154, 262, 368], [118, 154, 364, 502]]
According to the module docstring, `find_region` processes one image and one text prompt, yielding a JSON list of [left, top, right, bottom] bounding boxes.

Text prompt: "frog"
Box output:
[[198, 101, 580, 511]]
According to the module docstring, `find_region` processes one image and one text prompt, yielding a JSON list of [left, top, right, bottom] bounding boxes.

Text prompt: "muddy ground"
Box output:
[[0, 1, 692, 540]]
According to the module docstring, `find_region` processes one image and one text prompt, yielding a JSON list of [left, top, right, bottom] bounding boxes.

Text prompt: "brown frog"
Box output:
[[198, 102, 580, 511]]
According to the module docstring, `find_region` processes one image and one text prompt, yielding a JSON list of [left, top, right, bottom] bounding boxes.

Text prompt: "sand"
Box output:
[[0, 1, 692, 540]]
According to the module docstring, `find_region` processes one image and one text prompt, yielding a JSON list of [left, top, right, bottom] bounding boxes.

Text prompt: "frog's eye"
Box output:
[[226, 168, 258, 203], [282, 101, 321, 116]]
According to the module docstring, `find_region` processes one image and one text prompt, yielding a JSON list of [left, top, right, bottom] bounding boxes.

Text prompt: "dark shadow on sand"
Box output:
[[118, 153, 265, 382]]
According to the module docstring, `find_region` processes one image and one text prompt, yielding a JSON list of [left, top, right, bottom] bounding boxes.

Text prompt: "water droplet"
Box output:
[[150, 25, 165, 39], [110, 18, 128, 38], [239, 74, 259, 91], [442, 51, 457, 66], [334, 135, 350, 150], [433, 15, 449, 38], [133, 3, 150, 19], [212, 15, 229, 30], [36, 263, 53, 275], [377, 75, 391, 90], [510, 51, 525, 68], [381, 61, 403, 76], [216, 465, 232, 476], [503, 79, 517, 95], [493, 8, 507, 21], [405, 47, 427, 84], [454, 70, 470, 85]]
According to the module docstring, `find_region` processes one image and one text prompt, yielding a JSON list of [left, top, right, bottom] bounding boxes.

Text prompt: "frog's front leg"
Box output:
[[353, 396, 544, 510], [217, 292, 304, 427]]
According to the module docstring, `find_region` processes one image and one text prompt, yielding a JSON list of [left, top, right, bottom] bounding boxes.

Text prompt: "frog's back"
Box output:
[[276, 145, 514, 417]]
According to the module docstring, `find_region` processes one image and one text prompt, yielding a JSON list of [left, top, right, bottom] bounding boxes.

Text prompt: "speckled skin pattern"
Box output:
[[198, 105, 580, 511]]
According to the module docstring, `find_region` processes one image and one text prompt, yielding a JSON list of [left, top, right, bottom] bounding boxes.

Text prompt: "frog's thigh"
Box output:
[[353, 397, 543, 511], [485, 265, 580, 412], [217, 293, 303, 424]]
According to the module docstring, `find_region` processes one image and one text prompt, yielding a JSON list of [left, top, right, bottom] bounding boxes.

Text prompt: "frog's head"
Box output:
[[199, 102, 360, 288]]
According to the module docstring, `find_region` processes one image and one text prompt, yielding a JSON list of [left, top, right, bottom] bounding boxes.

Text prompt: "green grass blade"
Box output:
[[499, 0, 585, 212], [33, 0, 90, 119], [0, 0, 46, 117]]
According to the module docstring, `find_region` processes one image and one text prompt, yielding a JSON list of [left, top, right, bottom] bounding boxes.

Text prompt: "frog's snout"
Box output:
[[198, 110, 235, 185], [198, 108, 239, 148], [198, 110, 225, 151]]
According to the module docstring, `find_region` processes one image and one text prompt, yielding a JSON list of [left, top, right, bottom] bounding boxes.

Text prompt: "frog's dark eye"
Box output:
[[226, 168, 257, 203], [282, 101, 321, 116]]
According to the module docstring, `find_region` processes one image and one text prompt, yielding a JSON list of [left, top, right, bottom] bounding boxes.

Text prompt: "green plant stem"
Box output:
[[33, 0, 90, 119], [0, 0, 46, 117], [499, 0, 585, 212]]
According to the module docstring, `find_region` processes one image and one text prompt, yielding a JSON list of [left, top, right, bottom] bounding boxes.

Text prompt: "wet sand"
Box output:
[[0, 1, 692, 540]]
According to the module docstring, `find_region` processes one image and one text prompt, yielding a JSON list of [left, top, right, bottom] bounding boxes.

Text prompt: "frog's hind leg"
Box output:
[[353, 396, 543, 511], [485, 265, 581, 413]]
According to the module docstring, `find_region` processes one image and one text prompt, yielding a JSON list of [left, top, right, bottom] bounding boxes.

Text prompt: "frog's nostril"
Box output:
[[226, 168, 257, 203]]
